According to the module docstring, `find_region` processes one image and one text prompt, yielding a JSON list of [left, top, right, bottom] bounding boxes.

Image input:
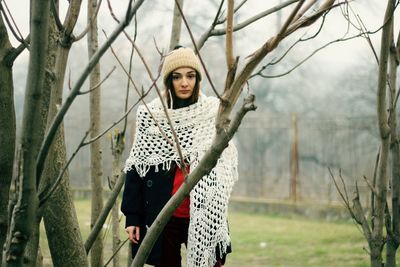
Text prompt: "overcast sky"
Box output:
[[3, 0, 388, 63], [4, 0, 393, 117]]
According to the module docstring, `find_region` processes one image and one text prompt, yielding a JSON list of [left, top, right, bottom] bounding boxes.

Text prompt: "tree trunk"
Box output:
[[40, 31, 89, 267], [371, 0, 396, 266], [2, 0, 50, 265], [111, 133, 125, 267], [169, 0, 184, 50], [290, 113, 299, 202], [112, 199, 121, 267], [127, 243, 133, 267], [88, 0, 104, 265], [386, 26, 400, 267], [0, 14, 16, 263], [23, 221, 41, 267], [23, 6, 59, 264], [38, 2, 88, 265]]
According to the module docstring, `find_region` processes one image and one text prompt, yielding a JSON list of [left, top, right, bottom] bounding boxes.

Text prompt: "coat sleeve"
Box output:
[[121, 168, 144, 228]]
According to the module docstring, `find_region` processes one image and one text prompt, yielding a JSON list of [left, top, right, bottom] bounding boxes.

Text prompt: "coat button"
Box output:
[[146, 180, 153, 188]]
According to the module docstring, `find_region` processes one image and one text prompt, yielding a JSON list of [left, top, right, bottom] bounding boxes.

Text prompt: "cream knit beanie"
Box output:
[[162, 47, 202, 85]]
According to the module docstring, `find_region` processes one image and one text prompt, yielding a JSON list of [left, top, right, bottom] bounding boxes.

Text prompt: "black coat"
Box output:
[[121, 165, 175, 266], [121, 164, 231, 265]]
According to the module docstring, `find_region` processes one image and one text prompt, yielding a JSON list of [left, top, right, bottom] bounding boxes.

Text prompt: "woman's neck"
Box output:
[[173, 98, 192, 109]]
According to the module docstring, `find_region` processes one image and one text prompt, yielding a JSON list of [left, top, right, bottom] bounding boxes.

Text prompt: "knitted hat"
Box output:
[[162, 47, 202, 85]]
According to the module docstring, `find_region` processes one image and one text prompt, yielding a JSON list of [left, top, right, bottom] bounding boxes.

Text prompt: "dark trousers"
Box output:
[[156, 217, 224, 267]]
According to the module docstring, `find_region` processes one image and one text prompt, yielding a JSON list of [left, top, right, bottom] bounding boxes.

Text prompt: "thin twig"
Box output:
[[79, 66, 117, 95], [196, 0, 225, 50], [252, 32, 364, 79], [107, 0, 138, 135], [174, 0, 223, 100], [51, 0, 63, 31], [38, 131, 91, 206], [124, 37, 189, 175], [363, 175, 379, 198], [371, 148, 381, 223], [82, 80, 155, 147], [103, 238, 129, 267], [329, 168, 352, 213], [75, 0, 104, 41], [211, 0, 300, 36], [0, 1, 28, 47], [103, 31, 174, 147]]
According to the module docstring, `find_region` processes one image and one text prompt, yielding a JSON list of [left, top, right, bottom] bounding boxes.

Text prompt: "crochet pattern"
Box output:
[[124, 95, 238, 267]]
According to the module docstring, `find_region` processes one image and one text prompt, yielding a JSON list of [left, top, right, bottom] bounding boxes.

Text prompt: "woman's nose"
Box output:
[[181, 77, 188, 86]]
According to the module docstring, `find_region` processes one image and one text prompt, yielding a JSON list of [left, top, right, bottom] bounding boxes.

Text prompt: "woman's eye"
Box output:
[[172, 75, 180, 80], [187, 74, 196, 79]]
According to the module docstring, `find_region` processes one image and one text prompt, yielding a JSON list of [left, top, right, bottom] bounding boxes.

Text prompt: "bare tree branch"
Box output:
[[0, 0, 27, 46], [196, 0, 225, 49], [74, 0, 103, 41], [78, 66, 116, 95], [50, 0, 63, 32], [103, 238, 129, 267], [363, 175, 379, 198], [84, 171, 126, 253], [174, 0, 222, 100], [226, 0, 234, 70], [36, 0, 146, 188], [37, 131, 90, 207], [210, 0, 300, 37]]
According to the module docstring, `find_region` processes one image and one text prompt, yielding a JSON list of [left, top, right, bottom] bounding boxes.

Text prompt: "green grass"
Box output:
[[39, 199, 371, 267], [227, 212, 368, 267]]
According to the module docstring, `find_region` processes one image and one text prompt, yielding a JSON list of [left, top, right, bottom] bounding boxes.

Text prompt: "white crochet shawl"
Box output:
[[124, 94, 238, 267]]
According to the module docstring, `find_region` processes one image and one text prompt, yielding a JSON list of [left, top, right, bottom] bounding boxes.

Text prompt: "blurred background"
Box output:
[[4, 0, 391, 266]]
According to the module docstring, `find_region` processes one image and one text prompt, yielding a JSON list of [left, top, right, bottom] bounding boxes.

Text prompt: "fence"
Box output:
[[68, 113, 380, 207], [232, 113, 379, 206]]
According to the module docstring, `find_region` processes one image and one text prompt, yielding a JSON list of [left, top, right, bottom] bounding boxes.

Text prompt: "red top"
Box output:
[[172, 165, 190, 218]]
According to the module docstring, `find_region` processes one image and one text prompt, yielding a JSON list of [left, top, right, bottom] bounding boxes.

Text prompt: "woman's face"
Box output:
[[172, 67, 197, 100]]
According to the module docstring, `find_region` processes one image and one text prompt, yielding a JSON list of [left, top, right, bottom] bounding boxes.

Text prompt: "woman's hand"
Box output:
[[126, 226, 140, 244]]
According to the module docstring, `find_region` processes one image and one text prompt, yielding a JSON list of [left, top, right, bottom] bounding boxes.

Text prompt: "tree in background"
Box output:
[[87, 0, 104, 265], [332, 1, 400, 266], [0, 0, 357, 266]]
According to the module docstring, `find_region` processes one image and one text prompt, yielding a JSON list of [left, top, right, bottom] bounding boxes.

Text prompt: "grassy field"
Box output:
[[39, 199, 371, 267]]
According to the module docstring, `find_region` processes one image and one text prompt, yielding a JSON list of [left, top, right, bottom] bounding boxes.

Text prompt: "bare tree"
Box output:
[[331, 1, 400, 266], [87, 0, 104, 265], [0, 12, 16, 264], [2, 0, 145, 265], [2, 0, 50, 265], [33, 1, 90, 266]]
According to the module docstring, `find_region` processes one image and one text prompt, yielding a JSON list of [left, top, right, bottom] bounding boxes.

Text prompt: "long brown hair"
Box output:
[[165, 71, 201, 109]]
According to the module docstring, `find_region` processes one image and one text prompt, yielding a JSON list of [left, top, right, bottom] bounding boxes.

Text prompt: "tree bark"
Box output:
[[386, 26, 400, 267], [87, 0, 104, 265], [111, 133, 125, 267], [0, 14, 16, 264], [23, 4, 59, 264], [38, 2, 88, 266], [22, 222, 41, 267], [41, 31, 89, 267], [2, 0, 50, 265]]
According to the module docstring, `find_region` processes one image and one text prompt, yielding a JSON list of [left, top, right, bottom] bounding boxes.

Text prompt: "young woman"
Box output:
[[121, 46, 238, 267]]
